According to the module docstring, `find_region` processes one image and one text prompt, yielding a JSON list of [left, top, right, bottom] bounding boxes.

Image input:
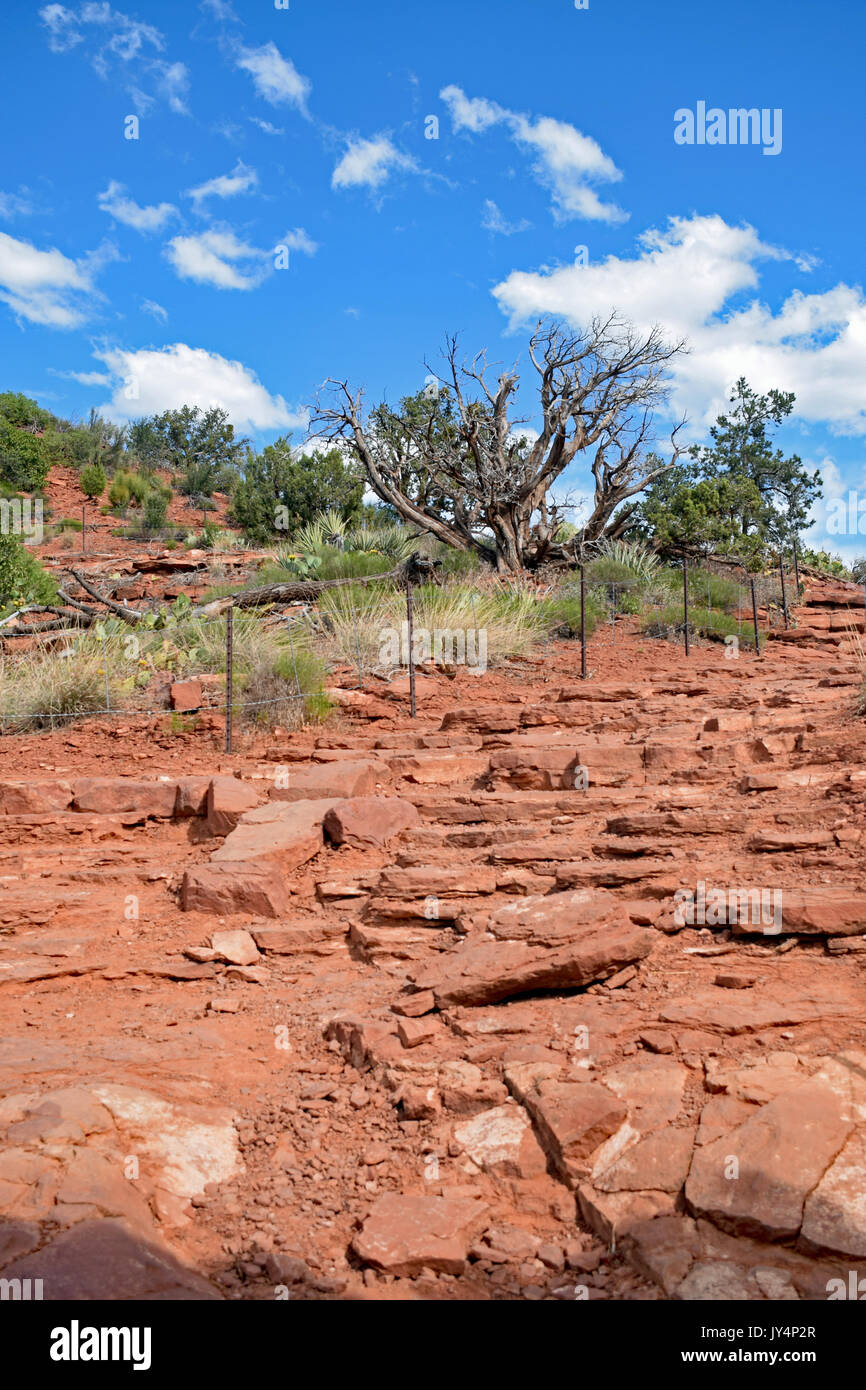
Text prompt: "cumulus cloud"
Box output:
[[39, 4, 189, 113], [441, 85, 626, 224], [164, 227, 272, 290], [186, 161, 258, 207], [235, 42, 310, 112], [0, 229, 94, 328], [332, 136, 417, 191], [94, 342, 307, 431], [493, 212, 866, 438], [140, 298, 168, 322], [97, 181, 177, 233]]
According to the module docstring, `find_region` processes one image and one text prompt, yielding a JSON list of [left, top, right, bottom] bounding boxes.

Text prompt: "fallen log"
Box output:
[[67, 570, 143, 623], [230, 567, 402, 609]]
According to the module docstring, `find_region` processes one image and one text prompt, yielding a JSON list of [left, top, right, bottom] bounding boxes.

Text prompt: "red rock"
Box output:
[[206, 777, 262, 836], [685, 1079, 854, 1240], [174, 777, 212, 817], [377, 865, 497, 898], [396, 1016, 443, 1048], [268, 759, 380, 803], [391, 991, 436, 1018], [387, 752, 489, 785], [212, 798, 338, 870], [181, 863, 290, 918], [411, 922, 654, 1008], [169, 679, 203, 711], [251, 922, 346, 953], [593, 1127, 695, 1194], [0, 781, 72, 815], [453, 1104, 547, 1179], [72, 778, 178, 820], [0, 1219, 221, 1299], [323, 796, 419, 848], [486, 889, 621, 943], [520, 1079, 628, 1185], [209, 929, 260, 966], [351, 1194, 487, 1276]]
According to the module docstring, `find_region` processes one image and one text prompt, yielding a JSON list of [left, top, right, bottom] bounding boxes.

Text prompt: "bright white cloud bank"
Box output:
[[494, 213, 866, 438], [96, 342, 307, 431]]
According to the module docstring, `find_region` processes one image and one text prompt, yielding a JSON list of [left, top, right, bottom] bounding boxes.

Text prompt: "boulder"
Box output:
[[411, 922, 654, 1008], [351, 1194, 487, 1276], [685, 1079, 854, 1241], [181, 863, 290, 918], [206, 778, 262, 836], [454, 1104, 548, 1179], [323, 796, 419, 848], [212, 798, 338, 871], [72, 778, 178, 820], [268, 760, 380, 803], [169, 679, 203, 712]]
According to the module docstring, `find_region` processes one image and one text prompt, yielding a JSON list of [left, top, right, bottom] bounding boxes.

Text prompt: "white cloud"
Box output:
[[98, 180, 177, 233], [154, 60, 190, 115], [186, 161, 258, 207], [441, 85, 626, 224], [250, 117, 284, 136], [235, 42, 310, 112], [0, 229, 94, 328], [164, 227, 273, 290], [0, 189, 35, 219], [49, 367, 113, 386], [482, 199, 531, 236], [200, 0, 237, 19], [493, 212, 866, 438], [332, 136, 417, 191], [95, 342, 307, 431], [279, 228, 317, 257], [140, 299, 168, 322], [39, 4, 189, 113]]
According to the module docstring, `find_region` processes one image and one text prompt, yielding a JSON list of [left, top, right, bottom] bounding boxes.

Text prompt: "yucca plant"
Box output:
[[594, 537, 660, 583]]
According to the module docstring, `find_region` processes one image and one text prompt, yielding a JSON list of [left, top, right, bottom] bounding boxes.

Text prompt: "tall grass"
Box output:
[[0, 615, 328, 733], [307, 580, 547, 676]]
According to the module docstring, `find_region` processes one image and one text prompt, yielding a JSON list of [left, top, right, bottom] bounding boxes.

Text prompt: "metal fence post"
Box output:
[[406, 573, 417, 720], [683, 554, 690, 657], [580, 564, 587, 679], [225, 604, 234, 753], [750, 578, 761, 657]]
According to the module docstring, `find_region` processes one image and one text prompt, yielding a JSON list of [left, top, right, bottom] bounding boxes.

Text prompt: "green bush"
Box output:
[[0, 420, 50, 491], [80, 461, 107, 501], [0, 534, 58, 610], [143, 489, 169, 531]]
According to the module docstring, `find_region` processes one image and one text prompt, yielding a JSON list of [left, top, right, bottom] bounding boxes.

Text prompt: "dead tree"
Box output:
[[313, 315, 688, 572]]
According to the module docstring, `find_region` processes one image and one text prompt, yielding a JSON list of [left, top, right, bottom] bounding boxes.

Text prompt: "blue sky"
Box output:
[[2, 0, 865, 555]]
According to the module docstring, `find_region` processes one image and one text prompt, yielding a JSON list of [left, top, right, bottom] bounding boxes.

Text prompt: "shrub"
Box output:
[[80, 461, 107, 501], [0, 534, 58, 609], [143, 489, 169, 531], [0, 420, 50, 491]]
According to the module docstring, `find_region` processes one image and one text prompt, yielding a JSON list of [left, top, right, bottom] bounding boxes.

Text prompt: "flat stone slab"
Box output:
[[351, 1194, 487, 1276], [411, 922, 654, 1008]]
